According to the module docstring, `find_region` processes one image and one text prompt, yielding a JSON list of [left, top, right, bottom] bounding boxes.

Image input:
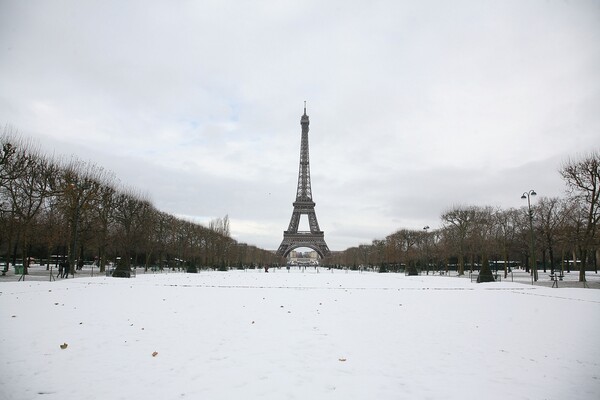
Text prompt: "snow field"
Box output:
[[1, 270, 599, 400]]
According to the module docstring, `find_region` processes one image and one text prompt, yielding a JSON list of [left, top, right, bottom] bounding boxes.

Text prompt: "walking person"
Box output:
[[63, 260, 70, 278], [58, 262, 64, 279]]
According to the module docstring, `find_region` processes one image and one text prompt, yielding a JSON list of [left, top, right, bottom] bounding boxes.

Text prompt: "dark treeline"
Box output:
[[2, 128, 597, 282], [0, 130, 279, 277], [325, 151, 599, 282]]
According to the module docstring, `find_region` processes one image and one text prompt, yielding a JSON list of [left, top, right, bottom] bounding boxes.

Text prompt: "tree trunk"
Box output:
[[579, 249, 587, 282], [98, 244, 106, 273], [458, 255, 464, 276], [21, 239, 30, 275], [542, 249, 547, 273], [11, 239, 19, 273], [503, 246, 509, 279], [5, 235, 14, 273], [145, 251, 152, 272]]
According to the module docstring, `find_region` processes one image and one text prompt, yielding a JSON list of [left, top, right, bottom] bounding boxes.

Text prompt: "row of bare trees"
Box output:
[[0, 130, 279, 277], [326, 151, 599, 282]]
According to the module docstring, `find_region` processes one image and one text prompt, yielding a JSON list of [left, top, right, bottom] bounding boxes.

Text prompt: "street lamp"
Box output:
[[423, 226, 430, 275], [521, 190, 537, 283]]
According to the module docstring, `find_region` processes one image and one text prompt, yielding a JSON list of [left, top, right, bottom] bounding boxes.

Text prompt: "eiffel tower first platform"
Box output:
[[277, 103, 331, 259]]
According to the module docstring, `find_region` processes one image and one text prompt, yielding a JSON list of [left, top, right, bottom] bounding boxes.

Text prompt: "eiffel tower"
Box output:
[[277, 103, 330, 259]]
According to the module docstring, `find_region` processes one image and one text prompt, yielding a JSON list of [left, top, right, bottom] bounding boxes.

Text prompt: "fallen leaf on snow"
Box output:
[[60, 343, 68, 350], [338, 358, 347, 362], [152, 351, 158, 357]]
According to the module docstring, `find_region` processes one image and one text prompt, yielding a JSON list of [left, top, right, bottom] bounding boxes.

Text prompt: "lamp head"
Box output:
[[531, 190, 537, 196], [521, 194, 526, 199]]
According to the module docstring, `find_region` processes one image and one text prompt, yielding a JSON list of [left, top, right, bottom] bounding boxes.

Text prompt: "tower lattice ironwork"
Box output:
[[277, 103, 330, 259]]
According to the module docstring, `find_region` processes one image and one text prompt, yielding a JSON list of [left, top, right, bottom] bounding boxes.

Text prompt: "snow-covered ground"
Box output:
[[1, 269, 599, 400]]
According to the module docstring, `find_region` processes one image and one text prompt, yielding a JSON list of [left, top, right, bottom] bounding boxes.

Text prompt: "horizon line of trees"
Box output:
[[2, 128, 597, 282], [325, 151, 599, 282], [1, 128, 280, 277]]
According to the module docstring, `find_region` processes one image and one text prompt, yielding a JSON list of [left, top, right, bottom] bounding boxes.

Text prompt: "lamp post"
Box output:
[[423, 225, 430, 275], [521, 190, 537, 283], [0, 203, 8, 275]]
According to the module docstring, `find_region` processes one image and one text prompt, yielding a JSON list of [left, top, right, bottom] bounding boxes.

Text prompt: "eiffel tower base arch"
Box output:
[[277, 232, 331, 259]]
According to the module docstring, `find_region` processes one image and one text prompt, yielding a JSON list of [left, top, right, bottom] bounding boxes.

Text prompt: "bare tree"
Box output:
[[5, 146, 58, 274], [493, 208, 521, 278], [90, 182, 116, 273], [560, 151, 600, 281], [57, 158, 110, 276], [209, 215, 231, 269], [112, 189, 152, 277], [470, 206, 496, 282], [371, 239, 386, 271], [535, 197, 571, 274], [441, 206, 477, 275], [1, 132, 26, 272], [0, 134, 17, 189]]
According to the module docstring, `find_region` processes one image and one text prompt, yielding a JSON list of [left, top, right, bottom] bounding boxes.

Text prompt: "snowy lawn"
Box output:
[[1, 269, 599, 400]]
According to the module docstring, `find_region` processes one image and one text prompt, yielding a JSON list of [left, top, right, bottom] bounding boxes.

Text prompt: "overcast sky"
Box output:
[[1, 0, 599, 251]]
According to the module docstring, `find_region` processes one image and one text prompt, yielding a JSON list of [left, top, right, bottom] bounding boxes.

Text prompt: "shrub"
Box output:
[[477, 259, 495, 283], [187, 264, 198, 273], [406, 264, 419, 276], [112, 269, 131, 278]]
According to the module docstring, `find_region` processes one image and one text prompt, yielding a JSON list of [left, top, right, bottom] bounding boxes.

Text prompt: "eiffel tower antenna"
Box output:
[[277, 104, 330, 259]]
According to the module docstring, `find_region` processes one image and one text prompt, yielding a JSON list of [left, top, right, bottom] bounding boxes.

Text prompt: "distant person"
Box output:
[[58, 262, 64, 278], [63, 261, 70, 278], [264, 266, 269, 273], [77, 259, 84, 271]]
